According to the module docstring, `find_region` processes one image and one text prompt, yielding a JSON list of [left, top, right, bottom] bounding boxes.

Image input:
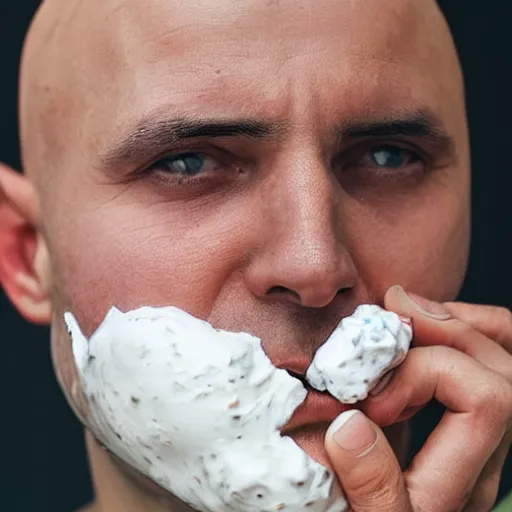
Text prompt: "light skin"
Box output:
[[0, 0, 510, 510]]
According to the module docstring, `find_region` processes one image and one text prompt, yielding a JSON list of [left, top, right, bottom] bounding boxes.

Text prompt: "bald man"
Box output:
[[1, 0, 511, 511]]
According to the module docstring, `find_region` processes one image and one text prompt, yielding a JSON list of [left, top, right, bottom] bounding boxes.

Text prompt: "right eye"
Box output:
[[150, 152, 220, 177], [349, 144, 426, 177]]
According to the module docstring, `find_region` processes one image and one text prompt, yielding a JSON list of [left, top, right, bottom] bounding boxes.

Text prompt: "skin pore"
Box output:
[[6, 0, 471, 510]]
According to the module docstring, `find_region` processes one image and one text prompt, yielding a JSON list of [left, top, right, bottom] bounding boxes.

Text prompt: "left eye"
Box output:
[[151, 152, 219, 176], [367, 145, 421, 169]]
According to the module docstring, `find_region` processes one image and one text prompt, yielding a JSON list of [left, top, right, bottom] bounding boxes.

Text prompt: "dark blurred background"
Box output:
[[1, 1, 510, 511]]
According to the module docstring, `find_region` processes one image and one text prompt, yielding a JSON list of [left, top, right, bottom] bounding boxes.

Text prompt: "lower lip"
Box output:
[[281, 387, 356, 434]]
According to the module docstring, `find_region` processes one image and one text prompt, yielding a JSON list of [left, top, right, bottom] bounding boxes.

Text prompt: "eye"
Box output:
[[339, 143, 428, 190], [367, 145, 421, 169], [151, 152, 219, 176], [371, 146, 420, 167], [140, 149, 247, 195]]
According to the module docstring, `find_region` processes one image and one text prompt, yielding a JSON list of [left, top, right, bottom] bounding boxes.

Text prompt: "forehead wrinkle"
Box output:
[[111, 0, 461, 118], [19, 0, 462, 190], [87, 0, 444, 68]]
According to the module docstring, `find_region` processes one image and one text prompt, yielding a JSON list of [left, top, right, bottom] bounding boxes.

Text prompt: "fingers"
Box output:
[[381, 287, 512, 510], [325, 410, 412, 512], [443, 302, 512, 349], [364, 346, 512, 512], [384, 286, 512, 381]]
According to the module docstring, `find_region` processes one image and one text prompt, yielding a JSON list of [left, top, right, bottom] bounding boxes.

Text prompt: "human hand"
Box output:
[[324, 286, 512, 511]]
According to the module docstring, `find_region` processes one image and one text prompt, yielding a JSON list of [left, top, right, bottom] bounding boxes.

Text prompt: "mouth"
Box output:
[[280, 371, 357, 435]]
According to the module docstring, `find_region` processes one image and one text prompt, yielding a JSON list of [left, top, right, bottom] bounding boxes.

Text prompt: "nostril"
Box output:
[[268, 285, 289, 294], [267, 286, 351, 304], [267, 286, 301, 302]]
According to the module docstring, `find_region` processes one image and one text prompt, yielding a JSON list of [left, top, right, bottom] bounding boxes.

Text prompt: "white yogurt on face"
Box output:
[[65, 307, 347, 512], [65, 305, 412, 512]]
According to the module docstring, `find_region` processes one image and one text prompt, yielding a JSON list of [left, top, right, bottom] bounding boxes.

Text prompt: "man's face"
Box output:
[[36, 0, 470, 467]]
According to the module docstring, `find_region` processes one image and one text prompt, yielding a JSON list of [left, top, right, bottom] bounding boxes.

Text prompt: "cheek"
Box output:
[[48, 198, 253, 334], [348, 179, 470, 301]]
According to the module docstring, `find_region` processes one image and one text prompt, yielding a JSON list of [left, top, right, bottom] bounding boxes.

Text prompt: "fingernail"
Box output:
[[393, 285, 452, 320], [369, 370, 395, 396], [329, 410, 377, 456]]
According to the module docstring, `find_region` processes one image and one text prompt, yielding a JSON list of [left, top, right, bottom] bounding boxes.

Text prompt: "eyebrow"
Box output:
[[100, 115, 286, 168], [99, 109, 453, 169], [339, 110, 454, 150]]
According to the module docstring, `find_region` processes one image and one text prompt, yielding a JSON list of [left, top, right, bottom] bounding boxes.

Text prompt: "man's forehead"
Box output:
[[34, 0, 449, 119], [39, 0, 439, 58], [22, 0, 461, 186]]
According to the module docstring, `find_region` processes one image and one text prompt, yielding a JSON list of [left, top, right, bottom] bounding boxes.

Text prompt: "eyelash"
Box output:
[[142, 147, 242, 188], [342, 142, 429, 176], [143, 142, 429, 188]]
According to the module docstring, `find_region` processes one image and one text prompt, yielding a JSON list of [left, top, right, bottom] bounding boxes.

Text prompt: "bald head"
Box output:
[[4, 2, 473, 508], [20, 0, 463, 186]]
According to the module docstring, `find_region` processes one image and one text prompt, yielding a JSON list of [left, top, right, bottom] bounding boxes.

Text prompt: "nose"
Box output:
[[246, 154, 357, 309]]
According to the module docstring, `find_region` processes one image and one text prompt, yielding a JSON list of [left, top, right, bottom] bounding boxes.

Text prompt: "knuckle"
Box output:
[[425, 345, 453, 369], [471, 378, 512, 432], [493, 380, 512, 420], [493, 307, 512, 343]]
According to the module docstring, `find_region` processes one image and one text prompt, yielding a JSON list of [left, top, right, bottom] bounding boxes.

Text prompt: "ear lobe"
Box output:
[[0, 164, 52, 325]]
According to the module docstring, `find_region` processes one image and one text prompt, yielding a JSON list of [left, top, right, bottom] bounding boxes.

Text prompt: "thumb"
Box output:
[[325, 411, 412, 512]]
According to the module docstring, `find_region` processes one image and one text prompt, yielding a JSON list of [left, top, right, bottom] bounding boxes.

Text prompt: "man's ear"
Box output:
[[0, 163, 52, 325]]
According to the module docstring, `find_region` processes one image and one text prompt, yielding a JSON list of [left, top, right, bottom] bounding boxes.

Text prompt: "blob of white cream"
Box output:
[[64, 305, 412, 512], [307, 305, 412, 403]]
